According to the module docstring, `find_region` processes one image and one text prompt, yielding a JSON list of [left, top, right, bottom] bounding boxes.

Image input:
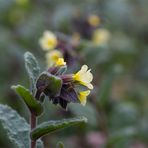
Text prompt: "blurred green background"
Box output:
[[0, 0, 148, 147]]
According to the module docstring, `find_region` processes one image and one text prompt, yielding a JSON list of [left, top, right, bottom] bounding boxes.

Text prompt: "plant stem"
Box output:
[[30, 113, 37, 148]]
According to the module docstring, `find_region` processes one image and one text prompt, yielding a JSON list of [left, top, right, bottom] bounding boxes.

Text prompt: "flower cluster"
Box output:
[[38, 15, 110, 70], [73, 14, 110, 45], [39, 31, 76, 67], [39, 31, 61, 67], [35, 62, 93, 109]]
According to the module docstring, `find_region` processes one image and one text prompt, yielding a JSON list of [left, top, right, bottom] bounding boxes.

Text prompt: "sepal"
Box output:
[[36, 72, 62, 98]]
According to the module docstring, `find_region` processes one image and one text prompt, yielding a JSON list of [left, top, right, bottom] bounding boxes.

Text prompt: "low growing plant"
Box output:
[[0, 51, 94, 148]]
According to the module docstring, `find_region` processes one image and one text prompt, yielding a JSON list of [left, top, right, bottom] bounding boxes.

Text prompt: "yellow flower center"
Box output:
[[47, 39, 56, 47], [55, 58, 66, 66], [88, 15, 100, 27]]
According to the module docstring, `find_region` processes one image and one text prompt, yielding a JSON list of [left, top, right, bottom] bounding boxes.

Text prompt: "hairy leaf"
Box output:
[[36, 72, 62, 97], [0, 104, 43, 148], [24, 52, 40, 91], [12, 85, 43, 116], [31, 116, 87, 140]]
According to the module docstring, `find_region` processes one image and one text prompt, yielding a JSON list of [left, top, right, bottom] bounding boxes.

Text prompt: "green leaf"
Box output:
[[36, 72, 62, 97], [12, 85, 43, 116], [24, 52, 40, 91], [0, 104, 43, 148], [31, 116, 87, 140]]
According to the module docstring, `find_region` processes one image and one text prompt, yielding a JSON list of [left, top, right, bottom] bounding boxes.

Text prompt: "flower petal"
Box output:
[[79, 90, 90, 106], [73, 65, 93, 90]]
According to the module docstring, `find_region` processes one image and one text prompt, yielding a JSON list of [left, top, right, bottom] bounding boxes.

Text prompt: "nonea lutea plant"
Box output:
[[9, 51, 93, 148]]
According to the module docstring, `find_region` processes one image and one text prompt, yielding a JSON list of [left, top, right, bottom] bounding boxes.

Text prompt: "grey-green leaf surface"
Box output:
[[0, 104, 43, 148], [24, 52, 40, 91], [12, 85, 43, 116], [31, 116, 87, 140]]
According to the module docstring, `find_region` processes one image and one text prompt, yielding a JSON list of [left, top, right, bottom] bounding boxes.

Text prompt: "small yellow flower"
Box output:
[[73, 65, 93, 89], [39, 30, 57, 51], [92, 28, 110, 45], [88, 15, 100, 27], [79, 90, 90, 106], [46, 50, 63, 67], [55, 58, 66, 66]]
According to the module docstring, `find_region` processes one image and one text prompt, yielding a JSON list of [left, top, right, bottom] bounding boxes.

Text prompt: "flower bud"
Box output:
[[36, 72, 62, 98]]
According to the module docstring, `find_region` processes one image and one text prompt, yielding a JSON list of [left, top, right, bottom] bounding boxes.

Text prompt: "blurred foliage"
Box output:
[[0, 0, 148, 147], [0, 104, 43, 148]]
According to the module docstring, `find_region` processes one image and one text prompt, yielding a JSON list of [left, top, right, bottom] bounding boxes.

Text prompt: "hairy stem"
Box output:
[[30, 113, 37, 148]]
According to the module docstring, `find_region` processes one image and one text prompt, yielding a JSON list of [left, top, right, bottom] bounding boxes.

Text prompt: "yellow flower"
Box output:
[[39, 30, 57, 51], [55, 58, 66, 66], [46, 50, 63, 67], [79, 90, 90, 106], [73, 65, 93, 89], [88, 15, 100, 27], [92, 28, 110, 45]]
